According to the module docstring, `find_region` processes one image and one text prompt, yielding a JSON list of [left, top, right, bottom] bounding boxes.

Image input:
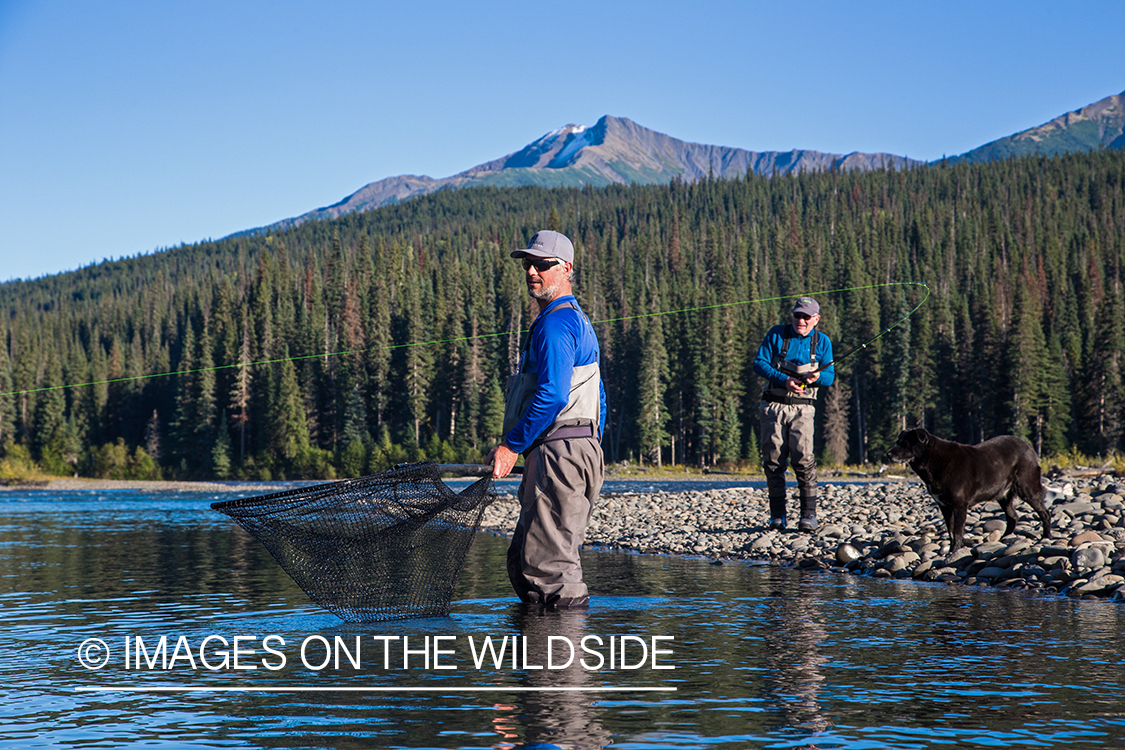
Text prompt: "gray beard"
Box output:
[[529, 280, 562, 302]]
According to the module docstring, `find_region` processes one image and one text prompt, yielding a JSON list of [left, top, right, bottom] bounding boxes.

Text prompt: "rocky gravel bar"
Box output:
[[479, 475, 1125, 602]]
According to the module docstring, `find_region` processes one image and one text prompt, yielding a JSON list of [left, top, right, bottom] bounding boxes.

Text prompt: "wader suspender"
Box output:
[[763, 327, 819, 406], [520, 302, 577, 365]]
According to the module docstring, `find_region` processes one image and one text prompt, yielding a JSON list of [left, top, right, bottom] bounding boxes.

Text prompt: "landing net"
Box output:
[[211, 462, 498, 621]]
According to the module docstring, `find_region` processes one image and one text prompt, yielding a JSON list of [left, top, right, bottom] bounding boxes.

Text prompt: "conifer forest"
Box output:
[[1, 150, 1123, 480]]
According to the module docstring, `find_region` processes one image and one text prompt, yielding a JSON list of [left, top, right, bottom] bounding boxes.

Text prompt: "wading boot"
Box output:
[[768, 494, 787, 531], [798, 494, 818, 533]]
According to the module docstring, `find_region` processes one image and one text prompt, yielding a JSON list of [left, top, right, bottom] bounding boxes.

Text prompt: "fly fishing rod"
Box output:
[[801, 281, 931, 380]]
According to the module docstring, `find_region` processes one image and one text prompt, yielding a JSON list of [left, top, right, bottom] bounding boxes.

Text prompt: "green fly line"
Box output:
[[1, 281, 930, 398]]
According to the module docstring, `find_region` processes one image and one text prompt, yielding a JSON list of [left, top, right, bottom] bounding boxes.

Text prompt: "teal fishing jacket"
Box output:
[[753, 323, 836, 393]]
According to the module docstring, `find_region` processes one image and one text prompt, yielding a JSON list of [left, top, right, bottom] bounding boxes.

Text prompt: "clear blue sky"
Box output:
[[1, 0, 1123, 282]]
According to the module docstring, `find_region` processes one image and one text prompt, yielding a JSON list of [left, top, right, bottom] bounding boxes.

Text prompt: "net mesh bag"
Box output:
[[211, 462, 498, 621]]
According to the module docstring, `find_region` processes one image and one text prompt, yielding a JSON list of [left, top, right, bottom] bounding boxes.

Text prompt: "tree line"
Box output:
[[1, 149, 1123, 479]]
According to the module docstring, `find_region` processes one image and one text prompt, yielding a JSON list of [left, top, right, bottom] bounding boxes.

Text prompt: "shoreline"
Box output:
[[6, 473, 1123, 603], [481, 473, 1125, 603]]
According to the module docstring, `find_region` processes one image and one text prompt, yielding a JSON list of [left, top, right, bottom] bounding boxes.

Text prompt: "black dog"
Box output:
[[887, 428, 1053, 550]]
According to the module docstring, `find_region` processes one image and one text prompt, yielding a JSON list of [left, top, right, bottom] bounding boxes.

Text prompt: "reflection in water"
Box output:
[[501, 606, 611, 750], [763, 582, 831, 741]]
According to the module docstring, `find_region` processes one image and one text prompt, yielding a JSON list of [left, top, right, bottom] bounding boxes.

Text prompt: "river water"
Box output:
[[2, 486, 1123, 749]]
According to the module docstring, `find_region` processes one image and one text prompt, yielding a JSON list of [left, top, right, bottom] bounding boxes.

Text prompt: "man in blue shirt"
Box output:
[[488, 229, 606, 609], [753, 297, 835, 532]]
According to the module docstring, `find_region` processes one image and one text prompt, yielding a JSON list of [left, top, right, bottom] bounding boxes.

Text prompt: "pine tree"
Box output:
[[0, 335, 15, 446], [211, 411, 233, 479], [822, 375, 851, 465], [636, 312, 671, 465], [143, 409, 162, 464], [400, 248, 433, 446], [229, 313, 253, 464], [1006, 279, 1052, 451], [32, 352, 67, 474], [481, 372, 506, 447], [1080, 283, 1124, 454], [270, 347, 310, 466]]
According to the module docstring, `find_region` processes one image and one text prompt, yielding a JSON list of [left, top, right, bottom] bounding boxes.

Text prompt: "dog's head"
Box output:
[[887, 427, 930, 463]]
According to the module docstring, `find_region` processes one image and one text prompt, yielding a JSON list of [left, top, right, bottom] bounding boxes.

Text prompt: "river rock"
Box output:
[[945, 547, 975, 567], [973, 541, 1007, 559], [1058, 501, 1098, 517], [1002, 539, 1032, 555], [976, 566, 1009, 579], [816, 524, 842, 538], [1070, 530, 1106, 546], [1068, 577, 1117, 596], [835, 543, 861, 564], [876, 538, 907, 557], [912, 560, 935, 578], [884, 552, 919, 572]]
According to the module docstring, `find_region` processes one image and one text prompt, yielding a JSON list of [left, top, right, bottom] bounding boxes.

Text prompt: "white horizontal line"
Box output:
[[75, 685, 677, 693]]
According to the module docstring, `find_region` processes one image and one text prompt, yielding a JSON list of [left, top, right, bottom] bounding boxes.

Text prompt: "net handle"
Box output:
[[437, 464, 524, 476]]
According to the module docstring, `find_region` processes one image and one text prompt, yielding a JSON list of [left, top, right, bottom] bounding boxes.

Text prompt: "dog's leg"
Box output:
[[937, 500, 955, 546], [1000, 490, 1019, 537], [1020, 482, 1053, 540], [950, 504, 969, 551]]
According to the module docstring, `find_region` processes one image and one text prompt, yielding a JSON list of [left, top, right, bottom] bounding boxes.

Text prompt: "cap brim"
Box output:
[[511, 249, 556, 259]]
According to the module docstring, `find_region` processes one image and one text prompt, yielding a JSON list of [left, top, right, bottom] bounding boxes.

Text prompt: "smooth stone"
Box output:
[[884, 555, 911, 572], [976, 566, 1009, 579], [945, 548, 975, 566], [1070, 530, 1106, 546], [1070, 578, 1114, 595], [835, 543, 862, 565], [973, 541, 1007, 558], [1002, 539, 1032, 555], [912, 560, 935, 578], [1058, 501, 1098, 516], [1071, 548, 1107, 571], [876, 538, 907, 558]]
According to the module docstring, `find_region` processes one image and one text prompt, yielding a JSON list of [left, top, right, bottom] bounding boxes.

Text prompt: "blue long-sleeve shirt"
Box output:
[[753, 324, 836, 390], [503, 295, 607, 453]]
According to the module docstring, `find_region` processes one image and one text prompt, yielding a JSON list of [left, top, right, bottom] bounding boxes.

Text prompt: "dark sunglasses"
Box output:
[[522, 258, 562, 272], [793, 313, 814, 321]]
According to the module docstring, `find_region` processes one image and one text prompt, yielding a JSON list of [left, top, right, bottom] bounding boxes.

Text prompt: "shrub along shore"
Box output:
[[480, 474, 1125, 603]]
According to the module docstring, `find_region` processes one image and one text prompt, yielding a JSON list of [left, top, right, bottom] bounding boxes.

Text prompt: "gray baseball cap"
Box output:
[[511, 230, 574, 264], [792, 297, 820, 316]]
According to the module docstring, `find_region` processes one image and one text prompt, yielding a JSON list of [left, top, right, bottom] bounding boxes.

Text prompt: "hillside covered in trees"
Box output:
[[1, 150, 1123, 480]]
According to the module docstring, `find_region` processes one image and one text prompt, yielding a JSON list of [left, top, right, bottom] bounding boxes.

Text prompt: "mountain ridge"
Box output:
[[258, 115, 919, 233], [951, 90, 1125, 163], [237, 90, 1125, 236]]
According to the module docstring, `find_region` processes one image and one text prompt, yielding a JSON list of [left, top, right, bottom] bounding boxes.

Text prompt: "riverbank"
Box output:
[[7, 472, 1123, 603], [481, 473, 1125, 603]]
